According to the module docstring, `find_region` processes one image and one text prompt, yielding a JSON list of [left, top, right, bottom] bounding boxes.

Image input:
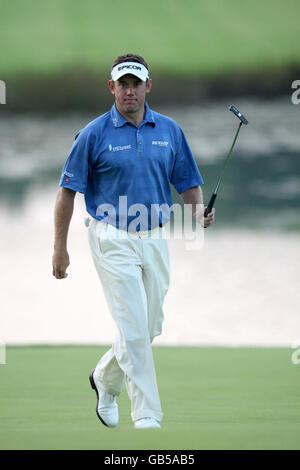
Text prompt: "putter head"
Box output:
[[229, 105, 248, 125]]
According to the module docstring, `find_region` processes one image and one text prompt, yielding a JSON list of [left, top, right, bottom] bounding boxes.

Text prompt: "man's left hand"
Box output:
[[204, 207, 215, 228], [195, 207, 215, 228]]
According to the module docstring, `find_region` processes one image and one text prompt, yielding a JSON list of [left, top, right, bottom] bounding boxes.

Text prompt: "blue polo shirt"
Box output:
[[59, 102, 204, 231]]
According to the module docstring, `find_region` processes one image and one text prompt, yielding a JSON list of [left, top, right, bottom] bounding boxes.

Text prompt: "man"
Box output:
[[52, 53, 215, 429]]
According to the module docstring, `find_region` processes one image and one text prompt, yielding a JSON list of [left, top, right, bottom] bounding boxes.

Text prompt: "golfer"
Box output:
[[52, 53, 215, 429]]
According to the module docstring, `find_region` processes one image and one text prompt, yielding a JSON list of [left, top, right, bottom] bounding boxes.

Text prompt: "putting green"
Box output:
[[0, 346, 299, 450]]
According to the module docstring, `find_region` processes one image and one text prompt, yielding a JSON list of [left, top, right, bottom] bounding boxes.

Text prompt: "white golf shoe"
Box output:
[[89, 369, 118, 427], [134, 418, 161, 429]]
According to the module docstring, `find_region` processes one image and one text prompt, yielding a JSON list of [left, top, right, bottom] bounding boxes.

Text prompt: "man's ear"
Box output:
[[146, 78, 152, 94], [108, 80, 115, 95]]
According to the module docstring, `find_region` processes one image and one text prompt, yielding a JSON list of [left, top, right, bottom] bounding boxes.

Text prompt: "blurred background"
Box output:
[[1, 0, 299, 346]]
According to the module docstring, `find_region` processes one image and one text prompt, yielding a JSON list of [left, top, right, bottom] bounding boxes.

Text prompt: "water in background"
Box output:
[[0, 98, 299, 345], [1, 97, 299, 230]]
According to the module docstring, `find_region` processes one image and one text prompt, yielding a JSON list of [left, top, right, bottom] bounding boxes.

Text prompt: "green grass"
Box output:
[[0, 346, 300, 450], [1, 0, 300, 77]]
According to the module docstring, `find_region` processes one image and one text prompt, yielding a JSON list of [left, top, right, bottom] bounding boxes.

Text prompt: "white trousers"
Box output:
[[87, 219, 170, 422]]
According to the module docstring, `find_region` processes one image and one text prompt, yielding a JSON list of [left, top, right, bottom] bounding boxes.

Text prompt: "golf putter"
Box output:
[[204, 105, 249, 217]]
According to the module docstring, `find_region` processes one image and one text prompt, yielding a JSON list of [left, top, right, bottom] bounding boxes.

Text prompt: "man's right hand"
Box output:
[[52, 249, 70, 279], [52, 187, 76, 280]]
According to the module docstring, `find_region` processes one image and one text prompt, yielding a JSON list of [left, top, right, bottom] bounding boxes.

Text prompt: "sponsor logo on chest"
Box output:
[[109, 144, 132, 152], [152, 140, 169, 147]]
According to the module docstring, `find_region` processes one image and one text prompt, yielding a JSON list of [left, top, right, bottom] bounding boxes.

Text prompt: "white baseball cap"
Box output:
[[111, 61, 149, 82]]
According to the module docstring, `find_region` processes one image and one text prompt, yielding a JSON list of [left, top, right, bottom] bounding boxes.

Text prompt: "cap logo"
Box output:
[[118, 64, 142, 71], [111, 61, 149, 82]]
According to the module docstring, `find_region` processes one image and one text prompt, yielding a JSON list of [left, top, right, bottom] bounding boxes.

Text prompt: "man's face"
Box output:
[[108, 74, 152, 116]]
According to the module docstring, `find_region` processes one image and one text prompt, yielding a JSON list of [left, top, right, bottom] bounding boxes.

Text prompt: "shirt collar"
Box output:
[[110, 102, 156, 128]]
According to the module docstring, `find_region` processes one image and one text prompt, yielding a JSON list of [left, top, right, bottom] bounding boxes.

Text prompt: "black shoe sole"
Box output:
[[89, 369, 109, 427]]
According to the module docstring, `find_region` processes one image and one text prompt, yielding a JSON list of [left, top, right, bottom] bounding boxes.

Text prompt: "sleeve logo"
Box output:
[[64, 171, 74, 178]]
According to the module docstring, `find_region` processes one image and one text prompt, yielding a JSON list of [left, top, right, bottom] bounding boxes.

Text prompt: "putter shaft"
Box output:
[[204, 121, 243, 217]]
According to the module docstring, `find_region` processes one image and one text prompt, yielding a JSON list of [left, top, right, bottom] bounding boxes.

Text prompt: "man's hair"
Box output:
[[111, 53, 149, 71]]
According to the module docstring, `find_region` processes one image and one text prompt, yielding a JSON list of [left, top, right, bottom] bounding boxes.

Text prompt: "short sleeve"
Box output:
[[59, 128, 95, 194], [170, 127, 204, 194]]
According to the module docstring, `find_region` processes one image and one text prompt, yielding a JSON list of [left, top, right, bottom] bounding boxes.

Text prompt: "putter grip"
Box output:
[[204, 193, 217, 217]]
